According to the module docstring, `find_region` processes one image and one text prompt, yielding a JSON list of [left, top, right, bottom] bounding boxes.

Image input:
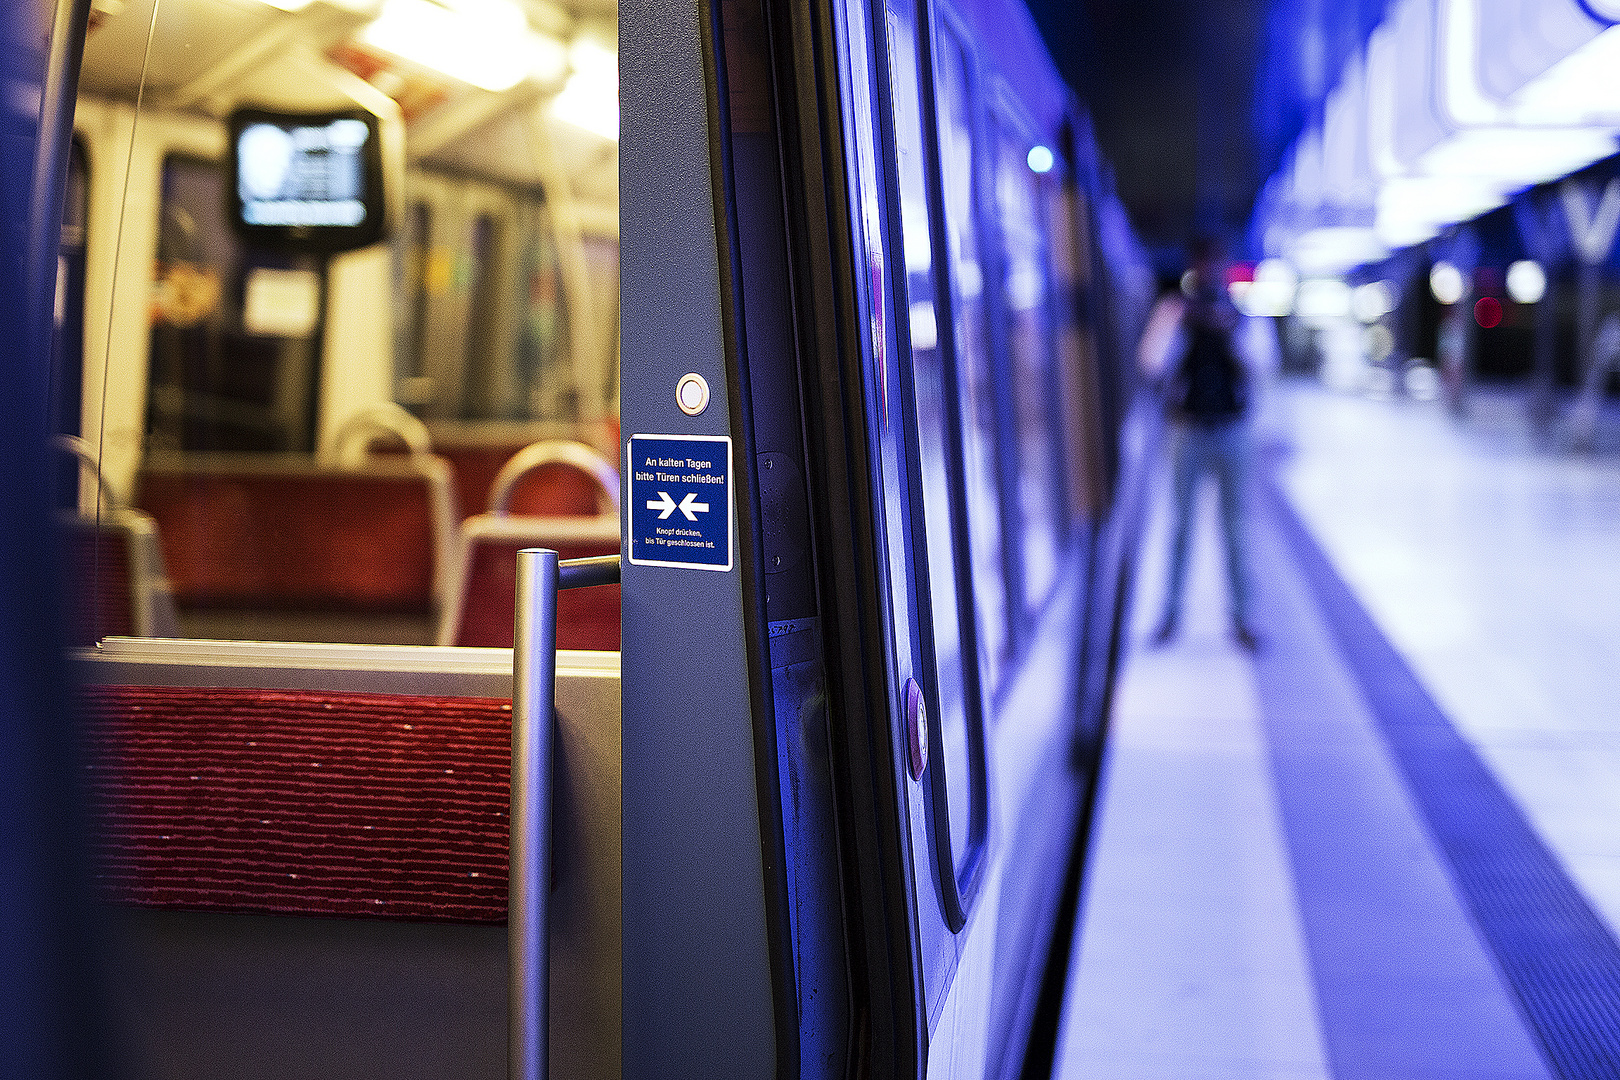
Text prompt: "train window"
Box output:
[[1043, 174, 1108, 521], [580, 233, 620, 418], [992, 117, 1064, 615], [396, 201, 433, 407], [147, 154, 324, 453], [932, 22, 1009, 698], [459, 211, 509, 418], [881, 0, 987, 926], [517, 213, 573, 420]]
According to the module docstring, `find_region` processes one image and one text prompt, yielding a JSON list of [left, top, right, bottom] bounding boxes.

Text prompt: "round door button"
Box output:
[[676, 373, 710, 416], [904, 678, 928, 781]]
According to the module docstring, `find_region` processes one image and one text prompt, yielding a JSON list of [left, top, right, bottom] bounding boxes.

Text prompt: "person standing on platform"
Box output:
[[1141, 238, 1261, 651]]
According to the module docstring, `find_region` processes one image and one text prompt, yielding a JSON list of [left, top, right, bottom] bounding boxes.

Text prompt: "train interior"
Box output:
[[19, 0, 1620, 1076]]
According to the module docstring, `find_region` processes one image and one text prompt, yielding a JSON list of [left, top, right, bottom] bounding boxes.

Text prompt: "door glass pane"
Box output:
[[884, 0, 982, 888], [932, 25, 1008, 698]]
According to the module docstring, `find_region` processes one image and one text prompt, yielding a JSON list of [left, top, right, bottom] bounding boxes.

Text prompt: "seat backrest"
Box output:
[[137, 452, 459, 614], [440, 515, 621, 649], [488, 440, 621, 517], [62, 510, 180, 644], [56, 436, 179, 643], [322, 402, 435, 468]]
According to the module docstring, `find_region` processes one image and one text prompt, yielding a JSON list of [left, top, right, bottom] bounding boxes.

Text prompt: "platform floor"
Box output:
[[1054, 381, 1620, 1079]]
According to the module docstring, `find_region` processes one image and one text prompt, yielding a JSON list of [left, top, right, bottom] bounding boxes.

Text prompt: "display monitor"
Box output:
[[228, 108, 387, 253]]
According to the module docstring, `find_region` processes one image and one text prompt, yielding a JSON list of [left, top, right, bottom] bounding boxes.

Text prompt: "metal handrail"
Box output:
[[509, 550, 621, 1080]]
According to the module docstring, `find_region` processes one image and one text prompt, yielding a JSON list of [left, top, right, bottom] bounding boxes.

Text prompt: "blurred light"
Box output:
[[1291, 227, 1387, 276], [1474, 296, 1503, 329], [1237, 258, 1296, 317], [1226, 261, 1256, 285], [1363, 324, 1394, 361], [551, 36, 619, 140], [567, 36, 617, 81], [1507, 260, 1547, 304], [1027, 145, 1055, 174], [909, 301, 938, 349], [1431, 262, 1465, 305], [1418, 128, 1619, 191], [901, 202, 932, 272], [259, 0, 316, 10], [1510, 26, 1620, 126], [1378, 177, 1506, 248], [1405, 362, 1440, 400], [1353, 280, 1396, 323], [1008, 262, 1044, 310], [1296, 278, 1352, 320], [1364, 366, 1396, 399], [362, 0, 562, 93]]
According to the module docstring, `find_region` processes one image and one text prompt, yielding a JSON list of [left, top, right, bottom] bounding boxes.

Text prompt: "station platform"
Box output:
[[1054, 381, 1620, 1079]]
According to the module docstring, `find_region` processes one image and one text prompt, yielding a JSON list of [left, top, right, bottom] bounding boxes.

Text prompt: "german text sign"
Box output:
[[627, 434, 732, 571]]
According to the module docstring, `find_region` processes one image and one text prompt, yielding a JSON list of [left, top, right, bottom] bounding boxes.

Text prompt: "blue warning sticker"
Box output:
[[627, 434, 732, 571]]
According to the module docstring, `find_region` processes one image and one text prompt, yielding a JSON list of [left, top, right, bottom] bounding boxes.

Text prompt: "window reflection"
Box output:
[[995, 124, 1062, 614], [934, 25, 1009, 696]]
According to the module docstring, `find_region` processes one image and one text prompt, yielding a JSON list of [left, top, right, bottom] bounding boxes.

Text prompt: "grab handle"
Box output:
[[509, 550, 621, 1080]]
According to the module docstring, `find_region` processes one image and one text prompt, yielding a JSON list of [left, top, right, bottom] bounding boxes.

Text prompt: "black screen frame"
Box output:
[[227, 107, 388, 255]]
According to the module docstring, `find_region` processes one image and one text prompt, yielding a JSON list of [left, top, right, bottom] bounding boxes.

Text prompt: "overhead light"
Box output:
[[1509, 26, 1620, 127], [1290, 226, 1387, 276], [1376, 175, 1506, 248], [361, 0, 562, 93], [551, 35, 618, 140], [1417, 128, 1619, 191]]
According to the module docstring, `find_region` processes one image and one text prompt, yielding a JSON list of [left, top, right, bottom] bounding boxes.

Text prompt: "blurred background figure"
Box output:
[[1142, 238, 1266, 650]]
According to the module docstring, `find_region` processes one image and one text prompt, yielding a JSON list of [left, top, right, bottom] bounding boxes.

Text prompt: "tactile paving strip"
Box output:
[[1271, 485, 1620, 1079]]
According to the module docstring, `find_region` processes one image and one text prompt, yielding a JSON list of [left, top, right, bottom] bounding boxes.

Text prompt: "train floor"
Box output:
[[1053, 379, 1620, 1079]]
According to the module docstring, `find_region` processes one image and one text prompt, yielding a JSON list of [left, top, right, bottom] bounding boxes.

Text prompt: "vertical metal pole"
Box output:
[[511, 548, 558, 1080]]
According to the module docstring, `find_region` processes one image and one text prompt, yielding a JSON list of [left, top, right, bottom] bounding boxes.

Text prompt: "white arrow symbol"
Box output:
[[648, 491, 677, 519], [678, 492, 710, 521]]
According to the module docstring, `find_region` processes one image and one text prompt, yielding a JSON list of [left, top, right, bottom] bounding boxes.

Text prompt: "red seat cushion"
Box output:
[[138, 468, 439, 611], [81, 684, 512, 923]]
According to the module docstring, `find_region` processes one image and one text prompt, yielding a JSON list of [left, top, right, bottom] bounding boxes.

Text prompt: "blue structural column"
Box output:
[[619, 0, 779, 1074], [0, 1, 107, 1078]]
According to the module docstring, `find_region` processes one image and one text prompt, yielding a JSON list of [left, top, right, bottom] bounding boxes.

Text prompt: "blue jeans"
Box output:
[[1160, 419, 1253, 628]]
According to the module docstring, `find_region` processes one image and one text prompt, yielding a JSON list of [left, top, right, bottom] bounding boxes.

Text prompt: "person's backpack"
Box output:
[[1165, 300, 1248, 423]]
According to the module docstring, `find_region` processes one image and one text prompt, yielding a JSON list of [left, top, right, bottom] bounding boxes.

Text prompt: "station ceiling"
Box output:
[[1027, 0, 1391, 268]]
